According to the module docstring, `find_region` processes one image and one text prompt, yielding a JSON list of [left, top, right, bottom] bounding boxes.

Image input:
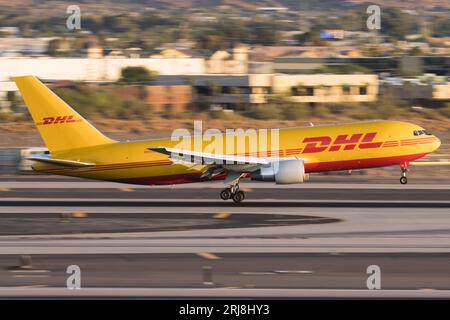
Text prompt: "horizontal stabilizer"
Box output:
[[27, 156, 95, 167]]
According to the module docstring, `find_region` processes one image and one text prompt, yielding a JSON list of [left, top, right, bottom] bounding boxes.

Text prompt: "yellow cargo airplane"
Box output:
[[14, 76, 441, 203]]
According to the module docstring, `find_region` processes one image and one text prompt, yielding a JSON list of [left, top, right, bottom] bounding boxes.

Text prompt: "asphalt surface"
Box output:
[[0, 253, 449, 290], [0, 212, 339, 235], [0, 177, 449, 297]]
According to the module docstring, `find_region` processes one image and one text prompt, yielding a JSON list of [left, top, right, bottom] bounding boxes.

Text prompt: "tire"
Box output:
[[232, 191, 245, 203], [400, 176, 408, 184], [220, 189, 232, 200]]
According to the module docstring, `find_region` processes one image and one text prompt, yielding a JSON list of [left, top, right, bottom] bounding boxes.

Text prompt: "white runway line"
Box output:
[[10, 270, 49, 273], [0, 287, 449, 298]]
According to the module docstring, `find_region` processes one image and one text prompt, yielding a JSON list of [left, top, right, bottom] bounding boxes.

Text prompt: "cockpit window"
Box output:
[[414, 129, 432, 136]]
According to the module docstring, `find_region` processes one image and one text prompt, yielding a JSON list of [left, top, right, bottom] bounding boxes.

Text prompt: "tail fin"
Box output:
[[13, 76, 115, 153]]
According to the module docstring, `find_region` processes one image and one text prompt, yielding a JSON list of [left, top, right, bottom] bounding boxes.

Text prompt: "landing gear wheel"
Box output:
[[220, 188, 232, 200], [232, 190, 245, 203], [400, 176, 408, 185]]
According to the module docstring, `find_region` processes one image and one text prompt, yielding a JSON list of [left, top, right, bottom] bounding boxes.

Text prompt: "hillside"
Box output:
[[0, 0, 448, 12]]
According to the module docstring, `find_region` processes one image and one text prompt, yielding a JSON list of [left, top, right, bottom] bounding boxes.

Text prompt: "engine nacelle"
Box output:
[[251, 159, 308, 184]]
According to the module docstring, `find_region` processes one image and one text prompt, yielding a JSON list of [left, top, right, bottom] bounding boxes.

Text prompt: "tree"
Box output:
[[7, 91, 21, 113], [383, 8, 418, 40], [47, 38, 72, 57], [118, 66, 157, 84], [408, 46, 423, 56], [295, 27, 325, 45]]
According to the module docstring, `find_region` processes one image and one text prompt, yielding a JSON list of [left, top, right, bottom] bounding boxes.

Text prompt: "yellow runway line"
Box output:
[[213, 212, 231, 219], [118, 187, 134, 192], [61, 211, 87, 218], [196, 252, 221, 260], [0, 188, 10, 192], [419, 288, 435, 292]]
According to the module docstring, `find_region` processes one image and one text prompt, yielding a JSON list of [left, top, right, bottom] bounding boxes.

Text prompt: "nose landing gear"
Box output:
[[400, 162, 409, 184], [400, 173, 408, 184]]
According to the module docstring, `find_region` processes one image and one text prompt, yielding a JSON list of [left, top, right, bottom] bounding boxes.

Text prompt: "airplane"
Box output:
[[13, 76, 441, 203]]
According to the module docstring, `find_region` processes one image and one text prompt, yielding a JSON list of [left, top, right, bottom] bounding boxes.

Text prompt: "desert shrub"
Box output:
[[309, 104, 330, 118], [209, 110, 233, 120], [281, 104, 309, 120], [246, 105, 280, 120], [54, 86, 147, 119], [439, 104, 450, 119]]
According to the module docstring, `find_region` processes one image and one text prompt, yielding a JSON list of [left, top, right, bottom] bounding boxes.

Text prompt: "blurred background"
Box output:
[[0, 0, 449, 176]]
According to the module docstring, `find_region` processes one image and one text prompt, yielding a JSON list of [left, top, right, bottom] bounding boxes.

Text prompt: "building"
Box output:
[[192, 74, 271, 107], [110, 85, 192, 113], [0, 56, 205, 113], [0, 81, 18, 112], [143, 85, 192, 112], [0, 37, 55, 57], [399, 56, 450, 76], [206, 45, 249, 74], [273, 55, 450, 76], [154, 73, 379, 109], [273, 74, 378, 104], [0, 56, 206, 82], [381, 77, 450, 104], [273, 56, 398, 74]]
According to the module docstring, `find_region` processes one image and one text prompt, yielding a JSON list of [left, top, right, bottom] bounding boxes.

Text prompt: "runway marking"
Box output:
[[14, 285, 49, 289], [196, 252, 221, 260], [70, 211, 88, 218], [268, 217, 329, 222], [13, 275, 50, 278], [10, 270, 49, 273], [274, 270, 314, 274], [118, 187, 134, 192], [213, 212, 231, 219], [419, 288, 435, 292], [240, 272, 275, 275]]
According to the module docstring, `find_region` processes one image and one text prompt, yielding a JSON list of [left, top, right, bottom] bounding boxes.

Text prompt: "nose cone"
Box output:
[[433, 135, 441, 151]]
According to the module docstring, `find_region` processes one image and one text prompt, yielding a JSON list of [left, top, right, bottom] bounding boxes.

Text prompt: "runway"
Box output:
[[0, 253, 449, 293], [0, 177, 449, 297]]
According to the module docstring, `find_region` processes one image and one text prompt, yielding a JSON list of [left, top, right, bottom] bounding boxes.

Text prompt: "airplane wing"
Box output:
[[149, 147, 269, 166], [27, 156, 95, 167]]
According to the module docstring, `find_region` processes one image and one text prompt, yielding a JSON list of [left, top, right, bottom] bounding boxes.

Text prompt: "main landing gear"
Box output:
[[220, 185, 245, 203], [399, 162, 409, 184], [220, 173, 246, 203]]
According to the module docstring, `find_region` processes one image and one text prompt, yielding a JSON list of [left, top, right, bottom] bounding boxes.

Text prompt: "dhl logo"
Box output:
[[37, 115, 81, 125], [301, 132, 382, 153]]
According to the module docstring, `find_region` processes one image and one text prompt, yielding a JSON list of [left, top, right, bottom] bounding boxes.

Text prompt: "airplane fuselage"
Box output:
[[33, 120, 441, 185]]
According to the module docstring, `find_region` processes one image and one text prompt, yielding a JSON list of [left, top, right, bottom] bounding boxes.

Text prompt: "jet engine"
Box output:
[[251, 159, 308, 184]]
